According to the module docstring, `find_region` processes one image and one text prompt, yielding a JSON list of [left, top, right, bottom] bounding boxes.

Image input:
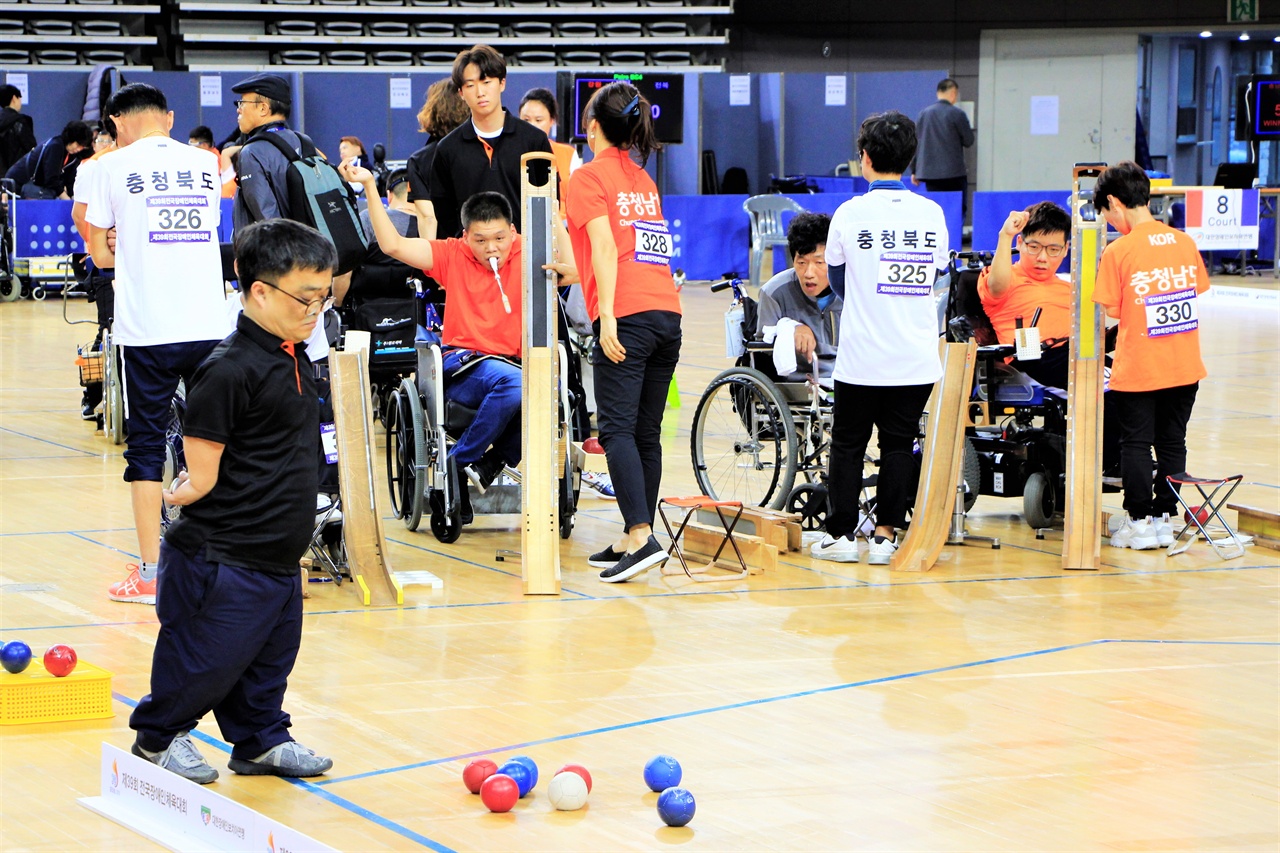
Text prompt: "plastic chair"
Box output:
[[1165, 473, 1247, 560], [743, 195, 804, 289]]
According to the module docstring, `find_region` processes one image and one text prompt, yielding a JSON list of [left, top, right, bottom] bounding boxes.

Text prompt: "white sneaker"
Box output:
[[1154, 513, 1174, 548], [316, 493, 342, 527], [1110, 515, 1159, 550], [867, 536, 898, 565], [810, 534, 859, 563]]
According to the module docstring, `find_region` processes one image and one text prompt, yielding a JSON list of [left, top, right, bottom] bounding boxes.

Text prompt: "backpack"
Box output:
[[246, 129, 369, 275]]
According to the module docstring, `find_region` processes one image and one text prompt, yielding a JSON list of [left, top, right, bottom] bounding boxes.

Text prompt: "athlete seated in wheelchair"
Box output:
[[348, 163, 581, 541], [948, 201, 1118, 528]]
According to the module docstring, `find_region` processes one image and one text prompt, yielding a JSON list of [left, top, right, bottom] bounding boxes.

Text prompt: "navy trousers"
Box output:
[[130, 541, 303, 760]]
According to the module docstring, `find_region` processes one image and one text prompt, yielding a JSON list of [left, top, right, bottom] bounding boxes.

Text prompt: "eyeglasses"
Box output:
[[1021, 239, 1067, 258], [257, 279, 334, 314], [234, 99, 267, 110]]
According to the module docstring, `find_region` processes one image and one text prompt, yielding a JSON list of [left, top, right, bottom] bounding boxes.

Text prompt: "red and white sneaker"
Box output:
[[108, 564, 157, 605]]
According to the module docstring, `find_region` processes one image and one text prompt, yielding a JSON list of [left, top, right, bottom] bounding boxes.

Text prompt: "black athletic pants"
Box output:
[[1108, 382, 1199, 520]]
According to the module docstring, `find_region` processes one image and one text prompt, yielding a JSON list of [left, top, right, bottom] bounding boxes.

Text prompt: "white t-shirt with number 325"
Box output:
[[84, 136, 232, 347], [826, 188, 950, 386]]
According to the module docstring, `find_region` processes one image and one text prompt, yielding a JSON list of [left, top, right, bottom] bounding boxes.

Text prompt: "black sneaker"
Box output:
[[598, 536, 668, 583], [588, 544, 625, 568], [464, 453, 504, 495], [81, 403, 97, 421]]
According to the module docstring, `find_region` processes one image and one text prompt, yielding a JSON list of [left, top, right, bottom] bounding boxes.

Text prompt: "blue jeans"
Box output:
[[444, 354, 522, 468]]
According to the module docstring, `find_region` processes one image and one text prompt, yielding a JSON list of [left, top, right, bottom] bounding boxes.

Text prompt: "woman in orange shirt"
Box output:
[[565, 82, 682, 583], [518, 87, 581, 193]]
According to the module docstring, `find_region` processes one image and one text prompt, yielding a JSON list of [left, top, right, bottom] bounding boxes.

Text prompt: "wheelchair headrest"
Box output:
[[949, 266, 998, 347]]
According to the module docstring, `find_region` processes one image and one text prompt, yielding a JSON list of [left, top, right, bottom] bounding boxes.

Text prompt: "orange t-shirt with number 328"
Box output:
[[1092, 219, 1209, 393]]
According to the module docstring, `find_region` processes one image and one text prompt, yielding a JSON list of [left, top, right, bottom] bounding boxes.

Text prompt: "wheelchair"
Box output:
[[384, 342, 581, 544]]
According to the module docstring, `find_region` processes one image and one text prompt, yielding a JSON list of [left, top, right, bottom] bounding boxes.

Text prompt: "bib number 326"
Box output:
[[633, 220, 672, 266], [147, 195, 212, 244]]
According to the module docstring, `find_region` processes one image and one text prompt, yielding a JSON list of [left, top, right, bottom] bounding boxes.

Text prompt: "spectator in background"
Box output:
[[5, 119, 93, 199], [407, 79, 470, 240], [0, 83, 35, 176], [189, 124, 236, 198], [428, 44, 552, 238], [518, 87, 582, 191], [188, 125, 216, 153], [911, 78, 974, 215], [92, 124, 114, 155], [338, 135, 369, 170]]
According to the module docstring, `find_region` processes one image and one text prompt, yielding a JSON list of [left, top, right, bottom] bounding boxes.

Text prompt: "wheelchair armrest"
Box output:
[[744, 340, 773, 351], [977, 343, 1016, 360]]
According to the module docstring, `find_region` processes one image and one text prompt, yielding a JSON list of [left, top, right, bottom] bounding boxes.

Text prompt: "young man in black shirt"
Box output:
[[428, 44, 553, 238], [128, 219, 337, 784]]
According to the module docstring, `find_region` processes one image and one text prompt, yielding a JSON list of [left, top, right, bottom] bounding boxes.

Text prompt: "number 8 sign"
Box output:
[[1183, 188, 1259, 251]]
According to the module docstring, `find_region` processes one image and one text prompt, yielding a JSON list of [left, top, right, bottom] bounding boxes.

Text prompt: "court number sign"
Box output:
[[1183, 188, 1259, 250]]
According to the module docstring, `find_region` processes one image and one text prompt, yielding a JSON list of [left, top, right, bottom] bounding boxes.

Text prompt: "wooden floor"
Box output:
[[1, 279, 1277, 852]]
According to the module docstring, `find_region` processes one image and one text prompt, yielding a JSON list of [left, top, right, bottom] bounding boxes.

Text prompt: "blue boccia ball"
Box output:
[[1, 641, 32, 674], [657, 786, 696, 827], [643, 754, 682, 792], [509, 755, 538, 790], [497, 760, 533, 797]]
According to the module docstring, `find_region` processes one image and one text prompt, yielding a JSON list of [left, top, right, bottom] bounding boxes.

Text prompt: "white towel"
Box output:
[[763, 317, 801, 376]]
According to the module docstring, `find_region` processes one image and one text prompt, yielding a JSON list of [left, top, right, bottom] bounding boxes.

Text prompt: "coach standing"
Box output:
[[911, 78, 974, 215]]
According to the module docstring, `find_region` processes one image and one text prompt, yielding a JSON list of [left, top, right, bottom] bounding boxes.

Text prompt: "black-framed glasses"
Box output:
[[234, 99, 267, 110], [257, 279, 334, 314], [1021, 239, 1067, 258]]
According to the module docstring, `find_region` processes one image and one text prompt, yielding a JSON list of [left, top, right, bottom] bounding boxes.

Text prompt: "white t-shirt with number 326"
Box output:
[[826, 187, 949, 386], [84, 136, 232, 347]]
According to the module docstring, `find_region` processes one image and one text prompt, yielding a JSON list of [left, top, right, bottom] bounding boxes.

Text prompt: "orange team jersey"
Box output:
[[1092, 219, 1209, 392], [550, 140, 575, 216], [428, 234, 524, 357], [977, 264, 1073, 345], [564, 146, 682, 321]]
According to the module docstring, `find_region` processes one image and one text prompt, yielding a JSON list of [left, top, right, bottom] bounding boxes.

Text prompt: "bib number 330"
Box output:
[[633, 220, 673, 266]]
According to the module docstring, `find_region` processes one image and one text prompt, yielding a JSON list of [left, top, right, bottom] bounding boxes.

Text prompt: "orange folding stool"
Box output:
[[657, 495, 749, 581]]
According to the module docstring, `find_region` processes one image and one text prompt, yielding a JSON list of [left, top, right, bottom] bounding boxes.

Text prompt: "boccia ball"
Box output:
[[1184, 505, 1210, 525], [657, 786, 696, 827], [557, 762, 593, 793], [509, 755, 539, 790], [1, 641, 33, 674], [497, 760, 533, 798], [462, 758, 498, 794], [547, 770, 589, 811], [643, 754, 682, 792], [479, 774, 520, 813], [42, 644, 77, 678]]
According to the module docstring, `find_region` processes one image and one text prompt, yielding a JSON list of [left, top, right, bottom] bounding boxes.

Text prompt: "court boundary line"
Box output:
[[0, 425, 99, 456]]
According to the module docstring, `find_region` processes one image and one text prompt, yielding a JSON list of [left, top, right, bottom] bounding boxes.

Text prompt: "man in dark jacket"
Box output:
[[910, 78, 974, 214], [0, 84, 36, 177], [4, 119, 92, 199]]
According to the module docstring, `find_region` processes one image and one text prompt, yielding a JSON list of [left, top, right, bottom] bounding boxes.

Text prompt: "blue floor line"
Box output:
[[388, 536, 598, 600], [1109, 638, 1280, 647], [67, 531, 140, 560], [0, 424, 98, 456], [0, 527, 133, 538], [108, 692, 455, 852]]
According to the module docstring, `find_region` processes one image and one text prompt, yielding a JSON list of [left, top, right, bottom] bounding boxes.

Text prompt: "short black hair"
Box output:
[[61, 120, 93, 149], [99, 116, 118, 142], [0, 84, 20, 108], [460, 191, 513, 229], [451, 44, 507, 90], [519, 87, 557, 123], [188, 125, 214, 146], [787, 211, 831, 258], [1022, 201, 1071, 241], [1094, 161, 1150, 211], [235, 219, 337, 290], [937, 78, 958, 95], [106, 83, 168, 118], [857, 110, 916, 176], [386, 168, 409, 199]]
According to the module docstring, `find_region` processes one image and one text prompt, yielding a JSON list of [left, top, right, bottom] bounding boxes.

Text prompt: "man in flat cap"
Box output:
[[229, 73, 301, 231]]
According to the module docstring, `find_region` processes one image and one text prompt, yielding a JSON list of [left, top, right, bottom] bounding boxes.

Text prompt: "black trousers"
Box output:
[[592, 310, 682, 532], [827, 380, 934, 536], [1012, 347, 1120, 473], [130, 541, 304, 760], [81, 274, 114, 410], [1108, 382, 1199, 519], [923, 175, 968, 217]]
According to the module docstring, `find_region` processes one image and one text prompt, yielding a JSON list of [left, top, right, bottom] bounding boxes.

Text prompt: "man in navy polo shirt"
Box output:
[[128, 219, 336, 784]]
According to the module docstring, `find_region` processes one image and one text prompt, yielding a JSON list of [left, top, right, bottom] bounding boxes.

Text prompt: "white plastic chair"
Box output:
[[743, 195, 805, 289]]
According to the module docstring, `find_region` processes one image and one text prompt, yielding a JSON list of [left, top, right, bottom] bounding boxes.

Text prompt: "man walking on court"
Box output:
[[129, 219, 336, 784], [911, 78, 974, 214], [84, 83, 233, 604]]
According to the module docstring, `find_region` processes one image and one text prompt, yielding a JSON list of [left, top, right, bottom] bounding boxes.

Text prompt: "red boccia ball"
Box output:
[[463, 759, 499, 794], [1184, 505, 1210, 525], [480, 773, 520, 813], [557, 762, 593, 793], [43, 644, 77, 678]]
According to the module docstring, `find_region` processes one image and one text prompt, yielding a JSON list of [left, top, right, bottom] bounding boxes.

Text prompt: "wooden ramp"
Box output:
[[330, 348, 403, 606], [890, 340, 977, 573]]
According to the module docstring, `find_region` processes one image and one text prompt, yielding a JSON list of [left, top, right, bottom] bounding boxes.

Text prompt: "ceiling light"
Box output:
[[1200, 30, 1212, 38], [1239, 32, 1251, 41]]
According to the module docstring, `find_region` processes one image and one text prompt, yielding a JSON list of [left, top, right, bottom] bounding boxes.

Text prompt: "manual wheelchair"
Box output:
[[384, 341, 581, 544]]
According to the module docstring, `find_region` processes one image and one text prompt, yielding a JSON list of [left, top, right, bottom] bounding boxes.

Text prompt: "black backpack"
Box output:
[[246, 129, 369, 275]]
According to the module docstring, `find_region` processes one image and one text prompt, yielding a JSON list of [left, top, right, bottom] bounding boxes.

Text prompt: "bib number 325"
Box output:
[[876, 250, 933, 296]]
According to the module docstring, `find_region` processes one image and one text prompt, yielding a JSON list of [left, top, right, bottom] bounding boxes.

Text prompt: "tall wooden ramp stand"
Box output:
[[520, 151, 562, 595], [890, 340, 977, 572], [1063, 163, 1108, 571], [330, 348, 403, 605]]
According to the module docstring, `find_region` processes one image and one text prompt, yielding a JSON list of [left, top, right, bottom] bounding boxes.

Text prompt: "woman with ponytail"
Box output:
[[564, 82, 682, 583]]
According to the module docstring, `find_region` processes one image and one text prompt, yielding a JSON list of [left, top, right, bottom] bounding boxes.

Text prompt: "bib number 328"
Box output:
[[633, 220, 672, 266]]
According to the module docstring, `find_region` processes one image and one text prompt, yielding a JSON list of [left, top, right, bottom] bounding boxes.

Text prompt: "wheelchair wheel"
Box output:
[[0, 274, 19, 302], [103, 330, 124, 446], [785, 482, 828, 531], [386, 378, 426, 531], [429, 488, 463, 543], [691, 366, 798, 510], [962, 437, 981, 513], [1023, 471, 1056, 529]]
